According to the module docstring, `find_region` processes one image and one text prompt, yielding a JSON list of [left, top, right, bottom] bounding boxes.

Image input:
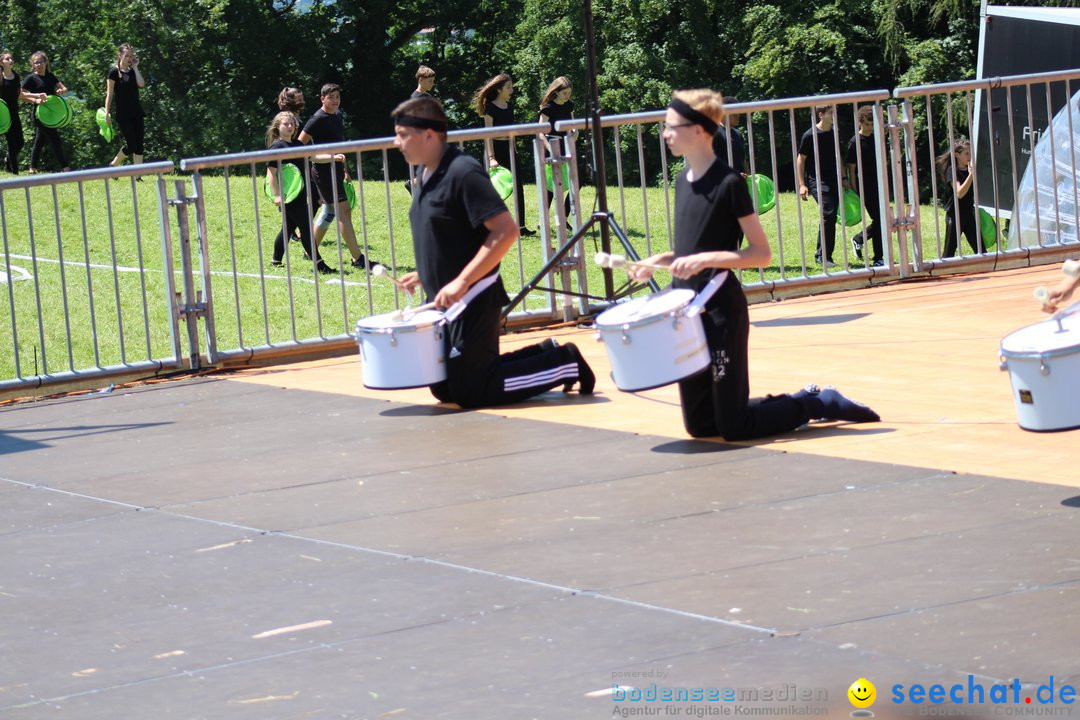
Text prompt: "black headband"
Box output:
[[668, 98, 719, 135], [394, 114, 448, 133]]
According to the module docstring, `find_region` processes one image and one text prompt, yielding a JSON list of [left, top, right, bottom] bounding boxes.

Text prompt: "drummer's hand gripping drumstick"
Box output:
[[594, 252, 670, 272], [1035, 261, 1080, 310], [371, 263, 408, 290]]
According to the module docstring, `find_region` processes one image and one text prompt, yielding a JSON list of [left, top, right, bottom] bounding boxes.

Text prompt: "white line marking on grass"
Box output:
[[0, 264, 32, 283], [5, 253, 366, 286]]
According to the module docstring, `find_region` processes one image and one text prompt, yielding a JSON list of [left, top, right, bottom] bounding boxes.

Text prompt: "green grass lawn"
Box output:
[[0, 171, 964, 382]]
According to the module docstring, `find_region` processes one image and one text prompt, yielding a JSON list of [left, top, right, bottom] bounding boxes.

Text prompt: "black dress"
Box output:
[[0, 71, 24, 173]]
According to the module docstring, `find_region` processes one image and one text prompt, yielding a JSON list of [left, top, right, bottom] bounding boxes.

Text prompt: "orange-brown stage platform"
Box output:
[[1, 264, 1078, 719]]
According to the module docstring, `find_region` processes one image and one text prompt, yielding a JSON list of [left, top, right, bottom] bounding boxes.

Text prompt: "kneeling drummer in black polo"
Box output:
[[392, 96, 594, 408]]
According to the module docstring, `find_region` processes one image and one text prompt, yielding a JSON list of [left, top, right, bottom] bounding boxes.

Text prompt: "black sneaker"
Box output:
[[519, 226, 537, 237], [317, 262, 338, 275], [270, 260, 284, 268], [562, 342, 595, 395], [851, 235, 864, 260]]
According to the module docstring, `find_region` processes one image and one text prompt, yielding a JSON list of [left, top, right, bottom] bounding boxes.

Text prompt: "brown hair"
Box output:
[[936, 138, 971, 177], [415, 65, 435, 81], [539, 76, 571, 109], [277, 87, 305, 114], [115, 43, 135, 68], [473, 73, 510, 117], [320, 83, 341, 98], [30, 51, 49, 73], [266, 111, 300, 147], [856, 105, 875, 124]]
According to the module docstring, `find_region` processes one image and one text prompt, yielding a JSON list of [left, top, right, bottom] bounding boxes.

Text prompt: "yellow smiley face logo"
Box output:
[[848, 678, 876, 709]]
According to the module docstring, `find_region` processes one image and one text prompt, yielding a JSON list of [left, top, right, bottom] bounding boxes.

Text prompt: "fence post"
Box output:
[[169, 180, 209, 370]]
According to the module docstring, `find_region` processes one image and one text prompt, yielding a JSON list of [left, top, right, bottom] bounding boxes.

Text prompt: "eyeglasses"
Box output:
[[31, 60, 45, 66], [661, 122, 694, 132]]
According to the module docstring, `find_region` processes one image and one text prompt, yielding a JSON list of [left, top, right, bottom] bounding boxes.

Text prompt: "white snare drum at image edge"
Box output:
[[999, 312, 1080, 431]]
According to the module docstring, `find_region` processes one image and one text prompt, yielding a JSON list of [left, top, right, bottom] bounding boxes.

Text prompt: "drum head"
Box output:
[[840, 188, 863, 226], [746, 173, 775, 214], [36, 95, 67, 128], [357, 309, 444, 331], [1001, 312, 1080, 355], [979, 209, 998, 250], [344, 181, 357, 209], [596, 288, 696, 326], [489, 166, 513, 200], [264, 164, 304, 203]]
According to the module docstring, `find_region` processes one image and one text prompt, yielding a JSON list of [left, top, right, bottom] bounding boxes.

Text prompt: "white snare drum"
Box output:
[[355, 309, 446, 389], [999, 311, 1080, 431], [594, 288, 710, 392]]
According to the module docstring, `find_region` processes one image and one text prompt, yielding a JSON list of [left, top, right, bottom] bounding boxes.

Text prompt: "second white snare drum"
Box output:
[[999, 310, 1080, 431], [594, 288, 710, 391], [355, 309, 446, 389]]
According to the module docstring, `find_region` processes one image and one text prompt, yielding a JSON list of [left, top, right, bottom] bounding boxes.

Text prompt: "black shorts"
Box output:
[[311, 161, 348, 206]]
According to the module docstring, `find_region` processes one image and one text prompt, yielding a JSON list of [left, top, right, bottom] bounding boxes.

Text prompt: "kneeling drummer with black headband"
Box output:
[[390, 96, 594, 408], [628, 90, 880, 439]]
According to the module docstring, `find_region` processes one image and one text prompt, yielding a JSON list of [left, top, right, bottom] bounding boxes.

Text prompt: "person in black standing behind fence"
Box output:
[[22, 51, 69, 173], [0, 50, 45, 174], [538, 76, 574, 227], [475, 73, 535, 236], [392, 95, 594, 408], [104, 43, 145, 167], [712, 95, 747, 174], [412, 66, 435, 99], [630, 89, 879, 439], [265, 111, 336, 275], [846, 105, 884, 266], [937, 138, 981, 257], [797, 105, 842, 267]]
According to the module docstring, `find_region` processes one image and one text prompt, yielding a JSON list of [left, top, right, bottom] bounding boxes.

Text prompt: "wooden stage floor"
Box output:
[[2, 263, 1078, 719]]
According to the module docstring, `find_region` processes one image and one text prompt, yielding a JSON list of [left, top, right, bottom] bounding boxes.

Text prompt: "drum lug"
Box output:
[[594, 330, 603, 343], [670, 312, 681, 330], [999, 357, 1008, 371], [1040, 360, 1050, 376], [389, 330, 398, 348], [621, 324, 631, 344]]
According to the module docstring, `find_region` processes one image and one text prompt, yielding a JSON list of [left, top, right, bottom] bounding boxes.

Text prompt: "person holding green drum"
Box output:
[[0, 50, 45, 174], [265, 111, 336, 274], [538, 76, 574, 227], [104, 43, 145, 167], [846, 106, 884, 266], [22, 51, 69, 173]]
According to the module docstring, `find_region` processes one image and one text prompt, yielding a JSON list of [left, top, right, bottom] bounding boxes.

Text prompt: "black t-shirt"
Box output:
[[539, 100, 573, 135], [798, 125, 839, 186], [269, 138, 304, 170], [22, 72, 60, 96], [302, 108, 344, 144], [1, 72, 20, 115], [672, 160, 755, 294], [485, 102, 515, 127], [107, 66, 143, 117], [845, 132, 877, 195], [712, 125, 745, 173], [410, 90, 431, 99], [410, 145, 510, 301], [943, 166, 975, 214]]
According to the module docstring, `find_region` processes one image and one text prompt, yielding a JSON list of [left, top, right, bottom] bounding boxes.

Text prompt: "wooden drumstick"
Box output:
[[594, 252, 670, 272], [372, 263, 408, 290], [389, 301, 437, 322]]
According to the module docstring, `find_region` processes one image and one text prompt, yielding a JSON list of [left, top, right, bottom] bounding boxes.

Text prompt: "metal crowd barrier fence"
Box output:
[[3, 70, 1080, 393]]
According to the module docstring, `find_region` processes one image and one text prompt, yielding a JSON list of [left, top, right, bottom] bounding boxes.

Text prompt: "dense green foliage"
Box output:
[[0, 0, 1072, 171]]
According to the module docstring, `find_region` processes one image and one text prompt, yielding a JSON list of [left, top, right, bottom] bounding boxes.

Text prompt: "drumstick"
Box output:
[[594, 252, 670, 272], [1034, 286, 1050, 308], [388, 301, 437, 322], [371, 263, 408, 290]]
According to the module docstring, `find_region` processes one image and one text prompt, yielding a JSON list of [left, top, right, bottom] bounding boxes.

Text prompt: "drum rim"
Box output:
[[355, 315, 445, 333], [594, 288, 697, 328], [1000, 343, 1080, 360]]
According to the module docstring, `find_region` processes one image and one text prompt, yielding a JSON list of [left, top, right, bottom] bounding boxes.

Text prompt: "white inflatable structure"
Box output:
[[1008, 88, 1080, 249]]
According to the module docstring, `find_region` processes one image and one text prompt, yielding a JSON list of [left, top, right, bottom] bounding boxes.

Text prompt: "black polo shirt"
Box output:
[[410, 145, 510, 300]]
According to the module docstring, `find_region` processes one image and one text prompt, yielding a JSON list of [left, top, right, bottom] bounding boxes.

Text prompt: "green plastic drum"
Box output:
[[544, 163, 571, 194], [745, 174, 775, 215], [263, 163, 304, 204], [979, 208, 998, 251], [489, 166, 514, 201], [36, 95, 68, 128], [344, 180, 357, 210], [95, 107, 114, 142], [840, 188, 863, 226], [59, 96, 73, 127], [0, 102, 10, 135]]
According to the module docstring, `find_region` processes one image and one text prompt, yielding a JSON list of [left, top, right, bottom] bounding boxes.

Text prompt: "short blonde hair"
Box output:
[[670, 89, 725, 124]]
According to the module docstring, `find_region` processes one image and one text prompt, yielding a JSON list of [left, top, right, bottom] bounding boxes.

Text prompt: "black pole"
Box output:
[[583, 0, 614, 298]]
